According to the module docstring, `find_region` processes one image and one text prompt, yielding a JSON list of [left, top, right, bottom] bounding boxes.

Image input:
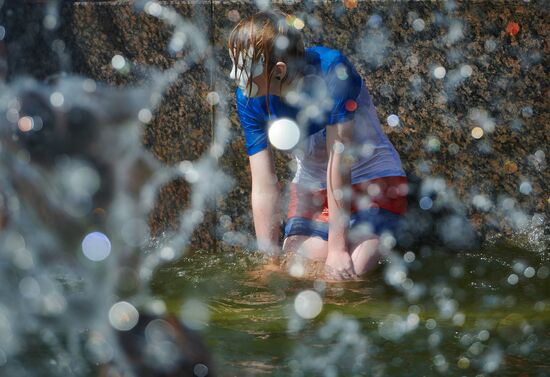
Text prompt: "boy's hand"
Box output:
[[325, 251, 357, 280]]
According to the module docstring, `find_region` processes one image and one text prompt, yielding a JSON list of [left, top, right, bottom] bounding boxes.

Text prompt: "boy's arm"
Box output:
[[325, 119, 356, 279], [249, 148, 281, 255]]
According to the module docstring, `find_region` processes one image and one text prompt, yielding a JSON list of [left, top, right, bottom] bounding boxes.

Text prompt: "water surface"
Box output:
[[153, 241, 549, 376]]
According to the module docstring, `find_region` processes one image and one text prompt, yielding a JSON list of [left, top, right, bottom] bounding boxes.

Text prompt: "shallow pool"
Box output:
[[153, 241, 549, 376]]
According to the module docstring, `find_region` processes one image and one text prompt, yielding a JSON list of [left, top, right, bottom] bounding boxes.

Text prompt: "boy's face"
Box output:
[[229, 48, 267, 97]]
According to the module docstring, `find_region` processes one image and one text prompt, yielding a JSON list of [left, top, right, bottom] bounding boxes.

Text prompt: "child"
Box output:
[[228, 10, 407, 280]]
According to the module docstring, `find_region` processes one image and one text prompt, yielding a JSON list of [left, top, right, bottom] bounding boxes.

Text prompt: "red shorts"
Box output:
[[287, 176, 408, 221], [284, 176, 408, 241]]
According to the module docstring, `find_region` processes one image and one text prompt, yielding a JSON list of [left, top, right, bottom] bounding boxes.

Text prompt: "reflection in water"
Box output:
[[153, 244, 549, 376]]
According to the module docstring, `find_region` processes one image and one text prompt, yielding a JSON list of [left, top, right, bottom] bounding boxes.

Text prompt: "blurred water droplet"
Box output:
[[82, 232, 111, 262], [403, 251, 415, 263], [433, 66, 446, 79], [268, 118, 300, 150], [457, 356, 470, 369], [459, 64, 473, 78], [180, 298, 210, 330], [108, 301, 139, 331], [524, 266, 535, 278], [294, 290, 323, 319], [111, 55, 126, 70], [145, 1, 163, 17], [507, 273, 519, 285], [206, 91, 220, 106], [419, 197, 433, 210], [193, 363, 209, 377], [471, 127, 484, 139], [519, 181, 532, 195], [387, 114, 399, 127], [19, 277, 40, 299], [412, 18, 425, 32], [484, 39, 497, 52], [17, 116, 34, 132], [49, 92, 64, 108], [138, 108, 153, 123], [521, 106, 533, 118]]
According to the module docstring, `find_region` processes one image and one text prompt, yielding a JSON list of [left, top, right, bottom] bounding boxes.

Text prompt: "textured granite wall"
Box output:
[[2, 0, 548, 251]]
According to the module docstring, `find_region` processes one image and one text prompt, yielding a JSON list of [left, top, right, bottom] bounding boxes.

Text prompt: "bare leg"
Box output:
[[283, 235, 328, 261], [350, 236, 380, 276]]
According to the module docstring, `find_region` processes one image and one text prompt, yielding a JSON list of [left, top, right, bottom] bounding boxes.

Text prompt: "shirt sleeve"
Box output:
[[325, 54, 363, 125], [235, 88, 269, 156]]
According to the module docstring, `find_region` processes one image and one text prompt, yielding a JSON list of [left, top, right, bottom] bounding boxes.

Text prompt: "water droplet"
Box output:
[[43, 14, 57, 30], [484, 39, 497, 52], [49, 92, 64, 107], [138, 108, 153, 123], [345, 99, 357, 112], [524, 266, 535, 278], [82, 79, 96, 93], [478, 329, 490, 341], [227, 9, 240, 22], [368, 14, 383, 29], [160, 246, 175, 261], [19, 277, 40, 298], [145, 1, 163, 17], [294, 290, 323, 319], [193, 363, 209, 377], [505, 21, 520, 37], [519, 181, 532, 195], [457, 357, 470, 369], [471, 127, 484, 139], [387, 114, 400, 127], [293, 17, 305, 30], [108, 301, 139, 331], [419, 196, 433, 210], [17, 116, 34, 132], [426, 137, 440, 152], [332, 141, 345, 154], [403, 251, 415, 263], [111, 55, 126, 70], [254, 0, 270, 11], [459, 64, 473, 78], [521, 106, 533, 118], [343, 0, 358, 9], [82, 232, 111, 262], [180, 299, 210, 330], [268, 118, 300, 150], [85, 331, 114, 364], [507, 273, 519, 285], [412, 18, 425, 32], [335, 64, 348, 80], [275, 35, 289, 50], [537, 266, 549, 279], [433, 66, 446, 79]]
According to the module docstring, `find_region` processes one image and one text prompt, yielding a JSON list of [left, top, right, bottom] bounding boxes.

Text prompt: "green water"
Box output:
[[152, 241, 550, 376]]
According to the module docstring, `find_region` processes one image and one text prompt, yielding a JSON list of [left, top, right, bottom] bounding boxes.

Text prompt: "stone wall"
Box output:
[[2, 0, 548, 251]]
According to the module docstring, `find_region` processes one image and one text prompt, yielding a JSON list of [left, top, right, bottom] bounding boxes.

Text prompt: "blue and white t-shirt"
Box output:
[[236, 45, 405, 188]]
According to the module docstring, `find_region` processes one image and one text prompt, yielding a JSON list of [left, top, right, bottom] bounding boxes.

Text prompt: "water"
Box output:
[[1, 1, 549, 376], [153, 242, 550, 376]]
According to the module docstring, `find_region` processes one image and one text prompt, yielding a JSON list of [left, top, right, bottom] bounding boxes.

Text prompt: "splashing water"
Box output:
[[0, 1, 548, 376]]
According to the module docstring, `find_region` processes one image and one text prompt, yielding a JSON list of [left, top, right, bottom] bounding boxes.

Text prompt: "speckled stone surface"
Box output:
[[212, 1, 549, 243], [59, 1, 217, 249], [4, 1, 548, 249]]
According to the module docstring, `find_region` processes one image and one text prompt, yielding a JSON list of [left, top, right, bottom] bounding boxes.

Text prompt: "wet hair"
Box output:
[[227, 10, 305, 109]]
